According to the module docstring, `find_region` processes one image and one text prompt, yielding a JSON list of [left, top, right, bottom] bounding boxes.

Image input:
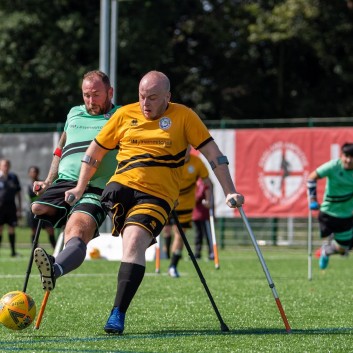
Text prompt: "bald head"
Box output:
[[139, 71, 171, 120], [139, 71, 170, 92]]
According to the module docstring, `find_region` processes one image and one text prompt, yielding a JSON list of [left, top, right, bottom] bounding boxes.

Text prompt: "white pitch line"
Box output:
[[0, 272, 178, 279]]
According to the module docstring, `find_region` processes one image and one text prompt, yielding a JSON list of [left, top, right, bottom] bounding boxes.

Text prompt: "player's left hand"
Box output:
[[309, 201, 320, 210], [226, 193, 244, 208], [65, 187, 84, 206]]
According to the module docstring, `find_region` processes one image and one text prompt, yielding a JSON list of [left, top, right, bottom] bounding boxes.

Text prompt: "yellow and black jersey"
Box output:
[[176, 154, 209, 212], [95, 102, 212, 208]]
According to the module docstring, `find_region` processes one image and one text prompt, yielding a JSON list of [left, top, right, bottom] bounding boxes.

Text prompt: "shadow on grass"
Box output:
[[1, 326, 353, 347], [228, 327, 353, 335], [141, 327, 353, 336]]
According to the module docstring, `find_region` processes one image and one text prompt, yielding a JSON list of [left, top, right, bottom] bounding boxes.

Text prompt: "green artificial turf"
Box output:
[[1, 229, 353, 352]]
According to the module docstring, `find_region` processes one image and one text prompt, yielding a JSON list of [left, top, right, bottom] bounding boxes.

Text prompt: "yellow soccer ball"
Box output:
[[89, 247, 101, 259], [0, 291, 36, 330]]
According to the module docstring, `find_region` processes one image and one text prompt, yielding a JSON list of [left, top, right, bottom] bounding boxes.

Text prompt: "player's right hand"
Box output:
[[33, 181, 47, 195], [309, 201, 319, 210], [226, 193, 245, 208]]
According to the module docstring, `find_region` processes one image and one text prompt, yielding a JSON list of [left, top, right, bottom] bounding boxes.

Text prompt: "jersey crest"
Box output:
[[187, 164, 195, 174], [159, 117, 171, 130]]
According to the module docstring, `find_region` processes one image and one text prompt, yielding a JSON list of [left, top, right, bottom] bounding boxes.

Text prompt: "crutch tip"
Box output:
[[221, 323, 230, 332]]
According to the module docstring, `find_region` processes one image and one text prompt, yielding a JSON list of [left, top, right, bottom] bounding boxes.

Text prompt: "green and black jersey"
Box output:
[[317, 159, 353, 218], [58, 104, 120, 189]]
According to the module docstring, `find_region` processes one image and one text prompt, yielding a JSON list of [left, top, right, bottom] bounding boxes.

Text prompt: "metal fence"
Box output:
[[215, 216, 321, 249], [0, 117, 352, 133], [204, 117, 353, 129]]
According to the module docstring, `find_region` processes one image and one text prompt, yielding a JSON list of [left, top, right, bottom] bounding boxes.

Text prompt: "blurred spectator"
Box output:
[[193, 178, 214, 260], [0, 159, 22, 256]]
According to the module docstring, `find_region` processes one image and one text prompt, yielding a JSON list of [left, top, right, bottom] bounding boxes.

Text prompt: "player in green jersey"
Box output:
[[307, 143, 353, 270], [31, 70, 120, 291]]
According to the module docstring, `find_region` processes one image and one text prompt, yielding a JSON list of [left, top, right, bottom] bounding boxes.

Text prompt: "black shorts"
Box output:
[[166, 211, 192, 229], [174, 209, 193, 229], [318, 211, 353, 246], [0, 203, 17, 227], [100, 182, 171, 239], [32, 180, 106, 229]]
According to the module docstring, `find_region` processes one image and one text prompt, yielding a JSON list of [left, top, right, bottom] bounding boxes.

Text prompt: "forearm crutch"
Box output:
[[307, 192, 313, 281], [171, 210, 229, 332], [34, 290, 50, 329], [209, 206, 220, 269], [23, 219, 43, 293], [235, 204, 291, 333], [155, 235, 161, 273]]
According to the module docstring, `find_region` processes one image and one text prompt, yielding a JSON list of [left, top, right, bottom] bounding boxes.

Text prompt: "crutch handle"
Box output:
[[67, 194, 75, 203], [229, 198, 237, 207]]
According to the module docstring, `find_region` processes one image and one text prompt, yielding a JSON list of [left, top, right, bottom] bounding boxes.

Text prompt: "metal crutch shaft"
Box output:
[[23, 219, 43, 293], [209, 207, 220, 269], [307, 190, 313, 281], [234, 203, 291, 333], [34, 291, 50, 330], [171, 210, 229, 332]]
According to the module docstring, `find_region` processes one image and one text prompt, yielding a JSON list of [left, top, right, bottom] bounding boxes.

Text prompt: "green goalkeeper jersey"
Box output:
[[58, 104, 120, 189], [316, 159, 353, 218]]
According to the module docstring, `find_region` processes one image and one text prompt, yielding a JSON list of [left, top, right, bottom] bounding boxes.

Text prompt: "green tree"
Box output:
[[0, 0, 352, 123], [245, 0, 353, 117], [0, 0, 100, 124]]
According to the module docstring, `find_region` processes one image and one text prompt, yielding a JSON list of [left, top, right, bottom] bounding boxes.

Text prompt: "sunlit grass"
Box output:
[[1, 233, 353, 352]]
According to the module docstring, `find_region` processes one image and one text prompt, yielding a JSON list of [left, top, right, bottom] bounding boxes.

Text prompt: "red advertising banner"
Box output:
[[235, 127, 353, 217]]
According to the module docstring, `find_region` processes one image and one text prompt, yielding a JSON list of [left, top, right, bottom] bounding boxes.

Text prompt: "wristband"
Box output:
[[307, 180, 317, 198], [81, 154, 100, 168], [53, 147, 62, 158], [209, 156, 229, 170]]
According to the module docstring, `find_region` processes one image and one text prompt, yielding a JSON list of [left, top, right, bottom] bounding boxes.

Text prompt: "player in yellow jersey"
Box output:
[[65, 71, 244, 335], [167, 146, 212, 278]]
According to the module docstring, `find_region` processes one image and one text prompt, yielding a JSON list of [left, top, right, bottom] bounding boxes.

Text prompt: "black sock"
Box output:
[[9, 233, 16, 255], [0, 234, 3, 247], [170, 252, 181, 267], [55, 237, 87, 277], [164, 236, 172, 259], [114, 262, 145, 313]]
